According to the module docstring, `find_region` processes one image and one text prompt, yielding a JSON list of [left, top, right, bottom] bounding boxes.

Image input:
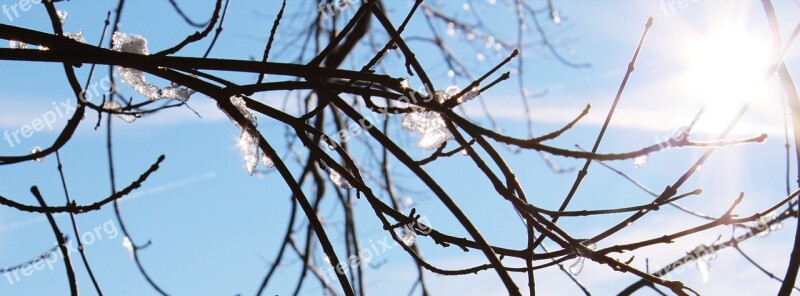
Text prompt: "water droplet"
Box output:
[[568, 257, 584, 275]]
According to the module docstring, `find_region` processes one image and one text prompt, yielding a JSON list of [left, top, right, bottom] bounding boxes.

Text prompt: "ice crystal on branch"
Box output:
[[63, 31, 85, 43], [261, 151, 275, 169], [402, 110, 453, 150], [633, 154, 648, 168], [329, 168, 354, 189], [401, 224, 416, 246], [111, 32, 193, 101], [56, 10, 68, 25]]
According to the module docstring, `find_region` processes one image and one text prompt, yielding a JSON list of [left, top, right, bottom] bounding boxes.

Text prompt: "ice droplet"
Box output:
[[30, 147, 43, 163], [9, 40, 28, 49], [401, 224, 416, 246], [122, 236, 134, 259], [568, 257, 585, 275], [568, 243, 596, 275], [633, 155, 648, 168], [551, 11, 561, 24], [329, 168, 354, 189], [112, 32, 193, 101]]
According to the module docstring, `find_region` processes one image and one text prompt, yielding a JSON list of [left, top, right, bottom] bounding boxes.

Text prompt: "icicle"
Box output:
[[8, 40, 28, 49], [30, 147, 43, 163], [238, 129, 259, 176], [102, 99, 138, 123], [224, 95, 268, 175], [329, 168, 354, 189], [112, 32, 193, 101], [633, 154, 648, 168]]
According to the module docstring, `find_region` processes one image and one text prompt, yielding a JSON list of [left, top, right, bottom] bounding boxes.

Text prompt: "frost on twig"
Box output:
[[63, 31, 85, 43], [102, 99, 138, 123], [111, 32, 194, 101], [9, 40, 28, 49], [56, 10, 68, 25]]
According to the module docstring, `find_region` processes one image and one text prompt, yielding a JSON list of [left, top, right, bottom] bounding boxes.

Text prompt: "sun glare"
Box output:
[[677, 27, 772, 133], [683, 30, 770, 104]]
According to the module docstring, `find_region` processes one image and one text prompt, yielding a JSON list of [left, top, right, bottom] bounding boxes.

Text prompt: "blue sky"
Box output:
[[1, 0, 799, 295]]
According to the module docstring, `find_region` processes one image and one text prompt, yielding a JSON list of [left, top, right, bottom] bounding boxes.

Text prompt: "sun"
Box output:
[[675, 25, 773, 134], [682, 29, 770, 105]]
